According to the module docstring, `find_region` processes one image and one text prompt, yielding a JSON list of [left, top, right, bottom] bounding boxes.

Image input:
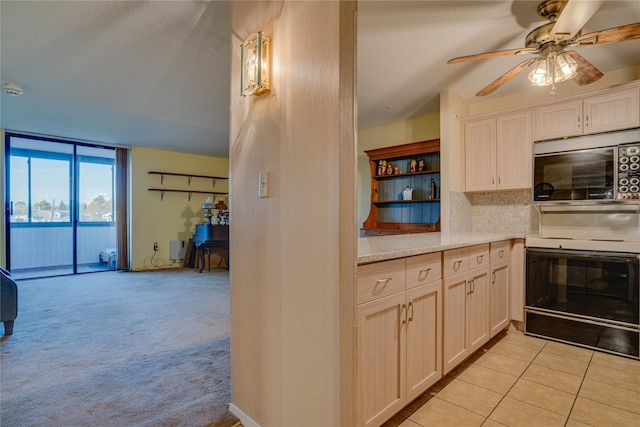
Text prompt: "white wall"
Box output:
[[229, 1, 356, 425]]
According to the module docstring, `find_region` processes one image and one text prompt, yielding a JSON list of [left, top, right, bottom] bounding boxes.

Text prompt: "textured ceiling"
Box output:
[[1, 1, 639, 157]]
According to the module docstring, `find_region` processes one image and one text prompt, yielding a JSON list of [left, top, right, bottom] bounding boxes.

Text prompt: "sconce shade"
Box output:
[[241, 31, 271, 96]]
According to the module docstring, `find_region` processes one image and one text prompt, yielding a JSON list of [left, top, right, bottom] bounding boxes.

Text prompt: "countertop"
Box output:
[[358, 231, 525, 264]]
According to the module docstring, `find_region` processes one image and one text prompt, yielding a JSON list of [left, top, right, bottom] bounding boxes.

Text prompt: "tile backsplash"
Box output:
[[450, 190, 539, 234]]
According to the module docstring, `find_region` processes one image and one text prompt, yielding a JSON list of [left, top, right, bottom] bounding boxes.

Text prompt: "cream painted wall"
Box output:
[[1, 129, 5, 267], [357, 113, 440, 228], [229, 1, 356, 426], [129, 146, 228, 271]]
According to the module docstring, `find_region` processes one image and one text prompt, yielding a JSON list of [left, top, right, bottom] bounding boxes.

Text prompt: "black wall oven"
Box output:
[[525, 248, 639, 359]]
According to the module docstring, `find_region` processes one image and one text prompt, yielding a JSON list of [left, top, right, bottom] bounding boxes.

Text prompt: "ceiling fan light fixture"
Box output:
[[528, 57, 553, 86], [554, 51, 578, 82]]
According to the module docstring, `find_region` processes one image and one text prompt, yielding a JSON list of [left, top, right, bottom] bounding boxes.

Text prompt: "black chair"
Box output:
[[0, 267, 18, 336]]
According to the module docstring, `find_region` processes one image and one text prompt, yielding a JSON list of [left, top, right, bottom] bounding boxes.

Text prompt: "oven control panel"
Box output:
[[618, 145, 640, 200]]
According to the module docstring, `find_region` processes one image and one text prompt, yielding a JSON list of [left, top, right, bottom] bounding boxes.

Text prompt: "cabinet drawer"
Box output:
[[406, 252, 442, 288], [490, 240, 510, 263], [443, 247, 469, 277], [357, 258, 406, 304], [469, 244, 489, 269]]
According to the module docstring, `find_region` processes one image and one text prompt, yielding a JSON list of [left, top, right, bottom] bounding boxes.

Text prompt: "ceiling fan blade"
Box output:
[[566, 50, 604, 85], [476, 58, 537, 97], [448, 47, 538, 64], [574, 22, 640, 47], [551, 0, 604, 41]]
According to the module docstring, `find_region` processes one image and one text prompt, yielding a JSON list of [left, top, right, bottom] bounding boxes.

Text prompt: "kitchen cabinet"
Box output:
[[490, 241, 510, 337], [362, 139, 441, 236], [442, 245, 491, 373], [464, 111, 532, 192], [356, 253, 442, 426], [534, 88, 640, 141]]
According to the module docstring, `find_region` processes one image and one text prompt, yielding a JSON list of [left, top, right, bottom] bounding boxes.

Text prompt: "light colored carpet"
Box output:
[[0, 268, 237, 427]]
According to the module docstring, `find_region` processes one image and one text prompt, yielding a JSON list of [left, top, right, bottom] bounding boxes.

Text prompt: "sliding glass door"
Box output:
[[5, 133, 117, 279]]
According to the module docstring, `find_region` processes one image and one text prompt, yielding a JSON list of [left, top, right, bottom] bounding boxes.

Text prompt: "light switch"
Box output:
[[259, 172, 269, 198]]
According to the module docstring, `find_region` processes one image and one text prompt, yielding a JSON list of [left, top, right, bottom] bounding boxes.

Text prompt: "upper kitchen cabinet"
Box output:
[[362, 140, 441, 236], [464, 111, 532, 192], [534, 88, 640, 141]]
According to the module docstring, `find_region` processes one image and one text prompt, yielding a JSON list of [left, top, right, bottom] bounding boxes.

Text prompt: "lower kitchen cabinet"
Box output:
[[490, 259, 510, 337], [357, 255, 442, 427]]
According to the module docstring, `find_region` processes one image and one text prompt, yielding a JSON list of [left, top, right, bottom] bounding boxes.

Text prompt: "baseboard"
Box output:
[[229, 403, 260, 427]]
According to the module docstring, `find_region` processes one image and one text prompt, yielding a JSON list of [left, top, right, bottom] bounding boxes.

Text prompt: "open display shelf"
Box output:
[[362, 139, 441, 236]]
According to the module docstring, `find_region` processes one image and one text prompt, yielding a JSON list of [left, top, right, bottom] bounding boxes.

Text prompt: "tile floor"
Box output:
[[384, 330, 640, 427]]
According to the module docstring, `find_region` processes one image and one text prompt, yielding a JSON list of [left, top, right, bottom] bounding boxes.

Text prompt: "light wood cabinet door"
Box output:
[[496, 111, 532, 190], [406, 281, 442, 402], [443, 271, 468, 374], [534, 99, 583, 141], [465, 118, 496, 191], [510, 239, 525, 323], [357, 292, 407, 427], [584, 89, 640, 135], [490, 259, 510, 337], [467, 265, 491, 354]]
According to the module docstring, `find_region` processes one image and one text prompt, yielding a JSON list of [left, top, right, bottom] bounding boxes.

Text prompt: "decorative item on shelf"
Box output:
[[430, 179, 437, 199], [386, 163, 393, 175], [402, 186, 413, 201], [241, 31, 271, 96], [394, 167, 400, 175], [410, 159, 417, 172], [202, 197, 216, 224], [214, 199, 229, 225], [419, 159, 425, 171], [378, 160, 386, 176]]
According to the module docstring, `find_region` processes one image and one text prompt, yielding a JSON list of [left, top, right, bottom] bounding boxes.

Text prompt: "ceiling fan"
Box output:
[[448, 0, 640, 96]]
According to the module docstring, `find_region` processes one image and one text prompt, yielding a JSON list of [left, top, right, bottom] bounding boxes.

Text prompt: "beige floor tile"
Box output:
[[399, 419, 422, 427], [436, 379, 503, 417], [590, 351, 640, 375], [475, 352, 530, 377], [585, 363, 640, 392], [408, 397, 485, 427], [532, 350, 590, 378], [501, 332, 546, 351], [541, 341, 593, 362], [457, 364, 518, 395], [488, 341, 539, 363], [521, 364, 583, 394], [579, 378, 640, 415], [570, 397, 640, 427], [507, 378, 576, 417], [565, 419, 592, 427], [488, 396, 567, 427], [481, 419, 507, 427]]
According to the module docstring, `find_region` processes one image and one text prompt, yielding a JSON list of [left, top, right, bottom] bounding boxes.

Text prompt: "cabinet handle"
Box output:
[[577, 116, 581, 128], [374, 277, 392, 294], [418, 268, 431, 281], [408, 301, 414, 322], [585, 115, 589, 127], [401, 304, 407, 324], [466, 280, 471, 295], [492, 271, 496, 284], [477, 254, 484, 264], [499, 249, 504, 258], [498, 176, 501, 185], [471, 279, 475, 293], [492, 176, 495, 184], [454, 260, 462, 270]]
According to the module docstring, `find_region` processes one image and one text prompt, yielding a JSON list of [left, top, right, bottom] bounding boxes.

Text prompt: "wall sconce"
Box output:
[[241, 31, 271, 96]]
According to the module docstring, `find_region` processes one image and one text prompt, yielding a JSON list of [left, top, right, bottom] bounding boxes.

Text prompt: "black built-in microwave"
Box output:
[[533, 128, 640, 204]]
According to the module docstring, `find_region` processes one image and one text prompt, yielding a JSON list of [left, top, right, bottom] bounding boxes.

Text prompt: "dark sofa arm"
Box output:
[[0, 267, 18, 335]]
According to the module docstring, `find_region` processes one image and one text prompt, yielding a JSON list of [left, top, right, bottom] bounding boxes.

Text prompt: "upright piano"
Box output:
[[193, 224, 229, 272]]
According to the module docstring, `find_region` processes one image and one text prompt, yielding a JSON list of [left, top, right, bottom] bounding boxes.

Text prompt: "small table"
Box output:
[[193, 224, 229, 273]]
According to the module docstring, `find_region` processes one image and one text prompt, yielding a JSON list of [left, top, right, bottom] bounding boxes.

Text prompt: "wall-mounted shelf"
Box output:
[[148, 188, 228, 201], [148, 170, 229, 201], [148, 171, 228, 187]]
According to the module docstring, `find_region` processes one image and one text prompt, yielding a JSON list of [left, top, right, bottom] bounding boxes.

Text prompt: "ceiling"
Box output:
[[1, 1, 639, 158]]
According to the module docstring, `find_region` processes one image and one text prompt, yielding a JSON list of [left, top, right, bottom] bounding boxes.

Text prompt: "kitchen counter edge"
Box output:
[[357, 232, 525, 265]]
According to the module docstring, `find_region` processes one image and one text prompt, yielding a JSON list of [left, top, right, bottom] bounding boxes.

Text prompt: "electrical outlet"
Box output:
[[153, 242, 158, 251]]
